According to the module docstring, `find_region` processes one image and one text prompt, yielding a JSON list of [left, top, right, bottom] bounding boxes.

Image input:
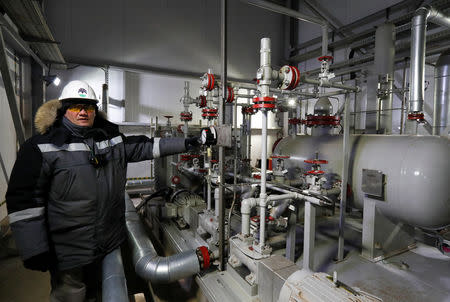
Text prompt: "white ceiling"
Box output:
[[44, 0, 286, 80]]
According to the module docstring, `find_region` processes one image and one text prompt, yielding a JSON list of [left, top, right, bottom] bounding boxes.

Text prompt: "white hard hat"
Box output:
[[59, 80, 98, 104]]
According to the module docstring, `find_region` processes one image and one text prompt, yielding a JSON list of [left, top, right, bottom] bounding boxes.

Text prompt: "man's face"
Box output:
[[64, 104, 96, 127]]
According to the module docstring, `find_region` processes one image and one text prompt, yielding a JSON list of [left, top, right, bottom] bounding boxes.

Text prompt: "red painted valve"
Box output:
[[318, 56, 333, 62], [306, 170, 325, 175]]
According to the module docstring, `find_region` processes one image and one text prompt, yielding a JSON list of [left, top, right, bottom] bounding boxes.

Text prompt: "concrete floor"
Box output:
[[0, 256, 51, 302]]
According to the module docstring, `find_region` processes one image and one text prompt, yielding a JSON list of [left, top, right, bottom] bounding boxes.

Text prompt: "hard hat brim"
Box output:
[[60, 98, 99, 105]]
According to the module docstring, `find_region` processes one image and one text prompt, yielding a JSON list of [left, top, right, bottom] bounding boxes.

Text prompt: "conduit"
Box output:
[[125, 193, 211, 283]]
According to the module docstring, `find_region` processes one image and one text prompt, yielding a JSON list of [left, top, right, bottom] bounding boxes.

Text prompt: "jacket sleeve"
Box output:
[[6, 140, 51, 260], [123, 135, 187, 162]]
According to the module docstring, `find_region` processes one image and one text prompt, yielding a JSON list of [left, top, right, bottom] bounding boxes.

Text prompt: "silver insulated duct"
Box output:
[[125, 193, 211, 283], [432, 49, 450, 135], [409, 5, 450, 114]]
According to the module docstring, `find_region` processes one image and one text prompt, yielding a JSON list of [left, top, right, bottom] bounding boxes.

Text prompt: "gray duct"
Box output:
[[432, 49, 450, 135], [102, 248, 128, 302], [125, 193, 206, 283], [409, 5, 450, 113]]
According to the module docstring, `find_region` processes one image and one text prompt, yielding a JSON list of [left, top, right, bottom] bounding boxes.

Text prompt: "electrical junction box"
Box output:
[[361, 169, 384, 199]]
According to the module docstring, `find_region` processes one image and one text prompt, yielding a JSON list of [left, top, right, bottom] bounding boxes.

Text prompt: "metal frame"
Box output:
[[0, 27, 25, 145]]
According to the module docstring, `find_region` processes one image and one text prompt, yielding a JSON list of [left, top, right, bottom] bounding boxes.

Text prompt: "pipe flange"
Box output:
[[252, 96, 276, 111], [201, 73, 215, 91], [407, 113, 425, 122], [196, 246, 211, 270], [279, 65, 300, 90], [202, 107, 218, 120], [242, 105, 255, 115], [180, 111, 193, 121], [198, 95, 207, 108], [304, 159, 328, 164], [302, 115, 340, 127], [226, 86, 235, 103], [288, 118, 302, 125]]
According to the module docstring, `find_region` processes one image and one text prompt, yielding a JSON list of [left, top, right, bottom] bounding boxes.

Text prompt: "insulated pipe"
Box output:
[[102, 248, 128, 302], [409, 5, 450, 113], [125, 194, 209, 283], [432, 49, 450, 135]]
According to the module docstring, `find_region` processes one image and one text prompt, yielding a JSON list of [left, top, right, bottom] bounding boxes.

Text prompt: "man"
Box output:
[[6, 80, 203, 301]]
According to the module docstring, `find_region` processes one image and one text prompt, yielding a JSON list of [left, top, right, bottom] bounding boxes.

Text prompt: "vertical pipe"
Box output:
[[102, 248, 128, 302], [432, 49, 450, 135], [218, 0, 227, 271], [259, 110, 268, 248], [400, 58, 408, 135], [374, 23, 395, 134], [303, 201, 316, 270], [337, 93, 350, 261], [409, 8, 428, 114], [258, 38, 271, 250], [321, 24, 328, 57]]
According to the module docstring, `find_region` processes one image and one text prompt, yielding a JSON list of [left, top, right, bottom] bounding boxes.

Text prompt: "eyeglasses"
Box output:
[[67, 104, 96, 113]]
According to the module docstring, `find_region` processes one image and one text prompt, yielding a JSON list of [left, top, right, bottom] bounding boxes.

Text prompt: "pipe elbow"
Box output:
[[241, 198, 257, 215]]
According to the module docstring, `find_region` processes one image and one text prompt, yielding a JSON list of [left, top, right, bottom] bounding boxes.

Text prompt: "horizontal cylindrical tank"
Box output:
[[273, 135, 450, 229]]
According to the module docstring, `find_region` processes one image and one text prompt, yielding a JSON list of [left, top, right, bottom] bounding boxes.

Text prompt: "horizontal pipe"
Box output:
[[125, 193, 207, 283], [301, 76, 359, 92], [102, 248, 128, 302], [240, 0, 325, 26]]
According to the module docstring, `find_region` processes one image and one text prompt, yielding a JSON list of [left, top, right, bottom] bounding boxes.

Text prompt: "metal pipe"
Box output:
[[374, 23, 395, 134], [240, 0, 326, 26], [125, 194, 206, 283], [409, 5, 450, 114], [337, 93, 350, 261], [218, 0, 227, 271], [321, 24, 328, 56], [241, 192, 325, 237], [102, 248, 128, 302], [301, 76, 359, 92], [432, 49, 450, 135], [400, 58, 408, 134]]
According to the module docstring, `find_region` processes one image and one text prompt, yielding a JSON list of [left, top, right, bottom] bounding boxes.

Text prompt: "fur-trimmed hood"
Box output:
[[34, 99, 110, 135]]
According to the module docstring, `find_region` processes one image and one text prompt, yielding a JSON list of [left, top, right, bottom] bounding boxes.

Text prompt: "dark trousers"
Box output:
[[50, 261, 102, 302]]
